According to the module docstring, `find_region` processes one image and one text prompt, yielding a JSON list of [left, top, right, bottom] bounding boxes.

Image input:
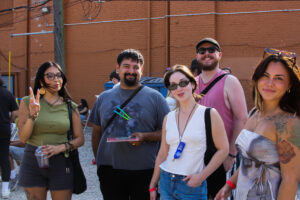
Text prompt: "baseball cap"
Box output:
[[196, 38, 221, 51]]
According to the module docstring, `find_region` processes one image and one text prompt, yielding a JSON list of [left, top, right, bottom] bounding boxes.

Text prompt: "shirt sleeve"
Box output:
[[89, 96, 102, 126], [9, 93, 19, 112]]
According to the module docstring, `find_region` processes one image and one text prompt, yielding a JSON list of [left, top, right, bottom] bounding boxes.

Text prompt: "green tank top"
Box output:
[[23, 96, 77, 146]]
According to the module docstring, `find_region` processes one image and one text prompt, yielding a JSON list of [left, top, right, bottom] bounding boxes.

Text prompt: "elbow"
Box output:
[[77, 135, 85, 147]]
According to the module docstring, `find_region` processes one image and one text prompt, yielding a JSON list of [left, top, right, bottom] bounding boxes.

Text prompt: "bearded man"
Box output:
[[89, 49, 170, 200], [194, 38, 248, 199]]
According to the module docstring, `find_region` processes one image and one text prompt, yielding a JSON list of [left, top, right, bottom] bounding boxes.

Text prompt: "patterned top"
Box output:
[[235, 129, 281, 200]]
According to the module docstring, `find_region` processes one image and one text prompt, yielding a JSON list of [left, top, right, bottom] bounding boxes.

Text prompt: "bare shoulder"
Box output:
[[224, 74, 243, 91], [274, 113, 300, 164]]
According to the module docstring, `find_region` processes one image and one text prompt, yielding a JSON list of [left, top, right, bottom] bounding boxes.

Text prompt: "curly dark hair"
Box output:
[[33, 61, 71, 102], [252, 55, 300, 116], [117, 49, 144, 66]]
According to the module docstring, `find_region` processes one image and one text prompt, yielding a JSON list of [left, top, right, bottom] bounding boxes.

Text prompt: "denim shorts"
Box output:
[[160, 169, 207, 200], [9, 146, 24, 162]]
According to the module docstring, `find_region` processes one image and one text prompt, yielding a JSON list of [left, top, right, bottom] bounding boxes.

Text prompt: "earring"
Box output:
[[287, 89, 291, 93], [39, 87, 46, 95]]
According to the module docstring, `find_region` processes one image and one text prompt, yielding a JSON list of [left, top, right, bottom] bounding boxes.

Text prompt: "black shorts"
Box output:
[[18, 144, 74, 190]]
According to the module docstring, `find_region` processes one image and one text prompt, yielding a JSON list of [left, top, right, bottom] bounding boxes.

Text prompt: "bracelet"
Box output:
[[28, 113, 37, 121], [149, 187, 157, 192], [229, 153, 237, 158], [226, 180, 236, 189], [67, 141, 75, 151]]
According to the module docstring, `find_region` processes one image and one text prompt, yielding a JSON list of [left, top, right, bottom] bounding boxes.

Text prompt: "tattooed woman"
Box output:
[[215, 48, 300, 200]]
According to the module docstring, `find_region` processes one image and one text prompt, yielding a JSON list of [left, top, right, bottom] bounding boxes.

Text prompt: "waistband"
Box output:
[[161, 169, 187, 178]]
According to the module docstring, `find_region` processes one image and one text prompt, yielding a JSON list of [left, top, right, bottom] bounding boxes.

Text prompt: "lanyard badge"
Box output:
[[173, 141, 185, 161]]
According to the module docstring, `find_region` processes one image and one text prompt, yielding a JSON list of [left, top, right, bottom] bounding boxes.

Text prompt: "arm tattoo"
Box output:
[[278, 140, 296, 164], [287, 121, 300, 150], [274, 115, 289, 135]]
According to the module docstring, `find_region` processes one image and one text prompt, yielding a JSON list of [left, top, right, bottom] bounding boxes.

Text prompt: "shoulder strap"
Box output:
[[200, 73, 228, 96], [204, 107, 214, 148], [249, 107, 258, 117], [102, 85, 144, 133], [67, 100, 74, 140]]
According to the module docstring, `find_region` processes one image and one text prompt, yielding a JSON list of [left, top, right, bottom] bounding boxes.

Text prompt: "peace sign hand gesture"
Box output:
[[28, 87, 40, 120]]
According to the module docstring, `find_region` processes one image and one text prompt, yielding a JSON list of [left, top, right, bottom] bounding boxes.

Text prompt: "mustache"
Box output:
[[201, 55, 214, 60], [124, 73, 137, 77]]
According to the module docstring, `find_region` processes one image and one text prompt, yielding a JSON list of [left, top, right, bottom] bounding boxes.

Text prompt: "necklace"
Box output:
[[44, 96, 61, 106], [176, 103, 197, 140]]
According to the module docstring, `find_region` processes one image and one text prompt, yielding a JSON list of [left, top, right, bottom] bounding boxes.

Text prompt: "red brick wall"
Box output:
[[1, 1, 300, 110]]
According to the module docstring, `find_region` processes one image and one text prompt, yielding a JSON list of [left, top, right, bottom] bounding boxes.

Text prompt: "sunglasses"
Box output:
[[263, 48, 300, 82], [197, 46, 219, 55], [44, 72, 62, 80], [263, 48, 296, 66], [168, 80, 190, 91]]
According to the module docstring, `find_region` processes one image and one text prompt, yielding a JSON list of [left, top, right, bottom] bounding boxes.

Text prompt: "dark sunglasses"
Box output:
[[197, 46, 219, 55], [168, 80, 190, 91], [44, 72, 62, 80]]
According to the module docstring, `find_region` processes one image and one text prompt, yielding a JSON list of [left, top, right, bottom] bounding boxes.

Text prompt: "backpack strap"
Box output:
[[204, 107, 213, 148]]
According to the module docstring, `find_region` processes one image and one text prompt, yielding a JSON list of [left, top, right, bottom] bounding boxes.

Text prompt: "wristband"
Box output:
[[226, 180, 236, 189], [229, 153, 236, 158], [149, 187, 157, 192]]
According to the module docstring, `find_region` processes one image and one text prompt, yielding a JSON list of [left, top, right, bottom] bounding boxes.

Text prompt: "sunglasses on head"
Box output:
[[263, 48, 300, 82], [197, 46, 219, 55], [263, 48, 297, 67], [168, 80, 190, 91], [44, 72, 62, 80]]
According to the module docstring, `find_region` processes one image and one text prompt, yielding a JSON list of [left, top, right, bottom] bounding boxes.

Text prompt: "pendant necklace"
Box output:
[[172, 103, 197, 161], [44, 96, 60, 106]]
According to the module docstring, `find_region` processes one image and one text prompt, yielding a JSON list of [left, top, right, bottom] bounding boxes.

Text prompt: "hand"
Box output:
[[215, 184, 232, 200], [29, 87, 40, 119], [183, 174, 203, 187], [150, 190, 157, 200], [129, 132, 144, 146], [42, 144, 63, 158], [223, 156, 235, 172]]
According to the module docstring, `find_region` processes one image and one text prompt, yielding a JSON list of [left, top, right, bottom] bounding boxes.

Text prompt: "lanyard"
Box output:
[[176, 103, 197, 142]]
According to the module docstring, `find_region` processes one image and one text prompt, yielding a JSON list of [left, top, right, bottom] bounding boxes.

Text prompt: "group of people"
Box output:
[[0, 37, 299, 200]]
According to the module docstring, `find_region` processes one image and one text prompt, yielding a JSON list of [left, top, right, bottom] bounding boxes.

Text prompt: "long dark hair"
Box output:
[[33, 61, 71, 102], [80, 99, 88, 109], [164, 65, 202, 101], [252, 55, 300, 116]]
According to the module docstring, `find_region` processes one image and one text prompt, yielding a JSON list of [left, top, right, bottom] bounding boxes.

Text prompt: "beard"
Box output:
[[124, 73, 138, 86], [198, 56, 219, 71]]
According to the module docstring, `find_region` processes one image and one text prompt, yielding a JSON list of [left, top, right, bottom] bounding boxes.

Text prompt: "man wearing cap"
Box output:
[[89, 49, 170, 200], [195, 38, 248, 198]]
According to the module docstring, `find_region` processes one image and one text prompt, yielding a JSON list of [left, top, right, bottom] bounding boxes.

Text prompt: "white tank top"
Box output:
[[160, 105, 207, 176]]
